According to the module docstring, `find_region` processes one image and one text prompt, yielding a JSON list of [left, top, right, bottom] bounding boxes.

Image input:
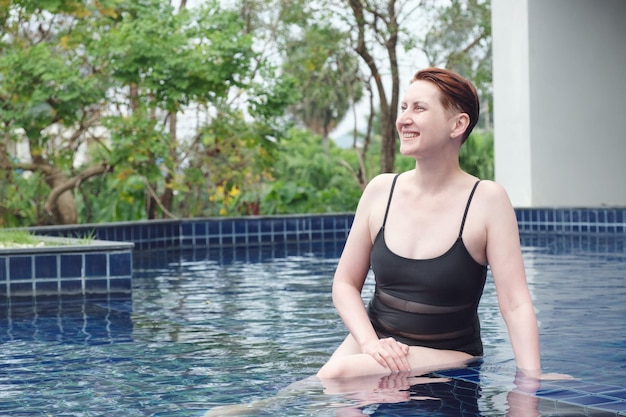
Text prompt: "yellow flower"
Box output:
[[219, 207, 227, 216], [229, 185, 240, 198]]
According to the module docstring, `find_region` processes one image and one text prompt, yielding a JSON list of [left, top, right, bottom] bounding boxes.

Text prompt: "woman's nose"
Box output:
[[397, 114, 412, 125]]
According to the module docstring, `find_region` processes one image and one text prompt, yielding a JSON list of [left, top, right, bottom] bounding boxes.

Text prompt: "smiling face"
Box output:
[[396, 80, 463, 158]]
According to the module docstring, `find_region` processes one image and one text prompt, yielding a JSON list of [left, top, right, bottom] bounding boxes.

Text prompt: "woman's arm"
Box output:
[[483, 182, 541, 372], [331, 175, 410, 371]]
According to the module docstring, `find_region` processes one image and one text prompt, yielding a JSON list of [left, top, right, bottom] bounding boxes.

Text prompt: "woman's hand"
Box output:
[[514, 368, 576, 394], [362, 337, 411, 372]]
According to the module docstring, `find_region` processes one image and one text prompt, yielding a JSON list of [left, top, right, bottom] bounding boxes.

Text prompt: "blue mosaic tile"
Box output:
[[85, 278, 109, 294], [604, 390, 626, 400], [260, 219, 273, 234], [247, 220, 260, 235], [35, 281, 59, 296], [194, 222, 206, 237], [273, 219, 285, 233], [109, 252, 132, 277], [0, 258, 6, 282], [109, 278, 132, 294], [536, 389, 584, 400], [9, 256, 32, 280], [60, 254, 82, 278], [85, 253, 107, 277], [573, 384, 626, 395], [589, 401, 626, 413], [221, 220, 234, 235], [153, 224, 164, 239], [181, 222, 193, 237], [323, 216, 335, 230], [35, 255, 57, 279], [247, 231, 260, 244], [60, 279, 83, 295], [10, 282, 34, 297], [207, 221, 219, 235], [234, 220, 246, 234]]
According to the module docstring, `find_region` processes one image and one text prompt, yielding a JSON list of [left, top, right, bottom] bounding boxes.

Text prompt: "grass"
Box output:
[[0, 229, 95, 248]]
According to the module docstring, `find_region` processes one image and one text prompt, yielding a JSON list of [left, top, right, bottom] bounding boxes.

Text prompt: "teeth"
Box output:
[[403, 132, 418, 138]]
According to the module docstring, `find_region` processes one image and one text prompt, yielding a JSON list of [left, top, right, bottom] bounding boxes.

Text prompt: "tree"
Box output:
[[0, 1, 116, 224], [1, 0, 289, 225], [281, 25, 364, 153]]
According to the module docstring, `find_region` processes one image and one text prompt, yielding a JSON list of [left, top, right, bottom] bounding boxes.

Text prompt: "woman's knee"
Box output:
[[316, 359, 355, 379], [316, 361, 341, 379]]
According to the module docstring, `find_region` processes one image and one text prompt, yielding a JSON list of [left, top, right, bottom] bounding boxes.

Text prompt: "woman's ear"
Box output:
[[451, 113, 470, 140]]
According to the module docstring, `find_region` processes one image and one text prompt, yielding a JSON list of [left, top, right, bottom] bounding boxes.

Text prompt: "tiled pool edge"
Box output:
[[1, 208, 625, 301], [22, 208, 626, 250], [516, 207, 626, 234], [0, 239, 134, 301]]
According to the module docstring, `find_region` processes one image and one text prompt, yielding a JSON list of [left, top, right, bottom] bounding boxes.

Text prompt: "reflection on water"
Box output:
[[0, 297, 133, 345]]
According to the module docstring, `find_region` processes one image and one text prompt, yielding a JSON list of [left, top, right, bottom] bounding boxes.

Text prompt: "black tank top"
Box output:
[[367, 174, 487, 356]]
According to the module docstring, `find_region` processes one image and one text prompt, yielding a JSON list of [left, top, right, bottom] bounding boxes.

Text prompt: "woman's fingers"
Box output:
[[366, 338, 411, 372]]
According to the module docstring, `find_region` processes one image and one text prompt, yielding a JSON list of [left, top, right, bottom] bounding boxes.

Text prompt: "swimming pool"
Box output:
[[0, 232, 625, 416]]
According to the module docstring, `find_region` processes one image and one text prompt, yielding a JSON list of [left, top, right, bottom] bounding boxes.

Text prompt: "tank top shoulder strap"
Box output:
[[382, 174, 401, 229], [459, 180, 481, 238]]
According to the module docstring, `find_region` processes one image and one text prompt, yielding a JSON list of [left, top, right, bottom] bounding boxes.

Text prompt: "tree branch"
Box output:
[[44, 163, 111, 216]]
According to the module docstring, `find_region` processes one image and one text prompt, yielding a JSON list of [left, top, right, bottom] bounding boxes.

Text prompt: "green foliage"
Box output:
[[1, 0, 495, 225], [75, 170, 147, 223], [0, 171, 49, 227], [280, 23, 363, 137], [261, 128, 362, 214], [179, 107, 283, 218], [459, 130, 494, 180]]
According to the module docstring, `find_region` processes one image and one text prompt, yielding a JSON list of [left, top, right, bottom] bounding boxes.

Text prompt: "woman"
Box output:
[[317, 67, 541, 379]]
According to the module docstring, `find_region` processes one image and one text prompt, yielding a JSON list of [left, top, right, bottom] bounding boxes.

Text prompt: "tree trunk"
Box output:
[[160, 111, 177, 218], [348, 0, 400, 173]]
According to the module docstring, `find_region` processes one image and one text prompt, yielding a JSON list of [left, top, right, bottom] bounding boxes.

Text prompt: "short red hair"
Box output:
[[411, 67, 480, 143]]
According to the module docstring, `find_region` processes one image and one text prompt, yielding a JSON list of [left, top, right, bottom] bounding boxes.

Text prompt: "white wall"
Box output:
[[492, 0, 626, 207]]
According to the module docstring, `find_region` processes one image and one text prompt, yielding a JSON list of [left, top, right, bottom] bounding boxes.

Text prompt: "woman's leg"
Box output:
[[317, 334, 475, 379]]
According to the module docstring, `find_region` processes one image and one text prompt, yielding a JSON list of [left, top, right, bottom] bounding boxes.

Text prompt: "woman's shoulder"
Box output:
[[363, 173, 400, 194], [475, 179, 511, 200], [354, 173, 400, 210], [473, 179, 516, 214]]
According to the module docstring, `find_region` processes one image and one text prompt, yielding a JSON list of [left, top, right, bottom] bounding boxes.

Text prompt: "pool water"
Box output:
[[0, 233, 625, 416]]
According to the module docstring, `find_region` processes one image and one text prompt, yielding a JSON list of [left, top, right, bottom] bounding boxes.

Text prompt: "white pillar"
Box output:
[[492, 0, 626, 207]]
